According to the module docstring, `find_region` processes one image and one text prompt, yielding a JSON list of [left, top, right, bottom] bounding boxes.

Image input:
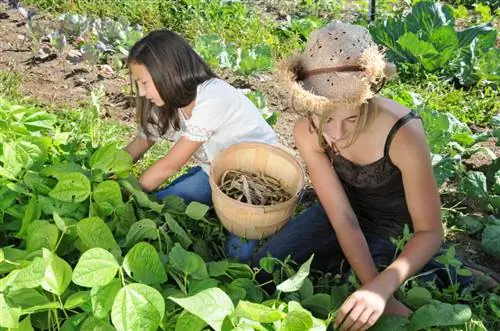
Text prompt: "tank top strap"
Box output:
[[383, 111, 420, 157]]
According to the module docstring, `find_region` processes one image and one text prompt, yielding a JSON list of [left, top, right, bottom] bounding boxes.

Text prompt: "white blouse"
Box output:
[[139, 78, 277, 173]]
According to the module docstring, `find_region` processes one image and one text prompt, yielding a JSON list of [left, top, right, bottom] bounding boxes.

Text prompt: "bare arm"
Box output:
[[139, 136, 203, 192], [125, 136, 155, 163], [370, 118, 443, 295], [335, 116, 442, 330], [294, 119, 379, 284]]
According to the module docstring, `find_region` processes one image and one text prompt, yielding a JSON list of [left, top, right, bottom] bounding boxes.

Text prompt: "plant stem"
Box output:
[[57, 295, 69, 319], [119, 267, 126, 286]]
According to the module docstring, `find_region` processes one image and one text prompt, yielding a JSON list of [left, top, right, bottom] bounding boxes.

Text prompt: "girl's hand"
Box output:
[[335, 282, 391, 331]]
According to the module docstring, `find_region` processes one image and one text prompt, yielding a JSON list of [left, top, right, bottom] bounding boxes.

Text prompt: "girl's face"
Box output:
[[130, 62, 165, 107], [320, 105, 361, 149]]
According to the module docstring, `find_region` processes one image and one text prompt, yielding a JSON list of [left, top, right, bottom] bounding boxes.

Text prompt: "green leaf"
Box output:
[[76, 217, 120, 255], [277, 254, 313, 292], [91, 279, 122, 319], [397, 33, 440, 71], [11, 316, 34, 331], [64, 291, 90, 309], [122, 219, 158, 248], [0, 293, 21, 328], [457, 24, 496, 50], [456, 215, 484, 235], [207, 260, 229, 277], [4, 257, 45, 291], [169, 243, 208, 279], [370, 315, 410, 331], [432, 155, 458, 187], [481, 225, 500, 258], [49, 172, 91, 203], [53, 212, 68, 233], [405, 287, 432, 309], [40, 163, 88, 179], [93, 180, 124, 209], [298, 277, 314, 301], [233, 301, 286, 323], [38, 195, 81, 218], [460, 171, 488, 200], [409, 301, 472, 331], [281, 307, 313, 331], [40, 248, 72, 295], [17, 196, 41, 238], [169, 287, 234, 331], [23, 111, 57, 130], [189, 279, 220, 295], [259, 257, 275, 274], [72, 248, 120, 287], [405, 1, 454, 37], [123, 242, 167, 285], [81, 316, 115, 331], [302, 293, 332, 319], [164, 213, 192, 248], [428, 26, 458, 65], [111, 283, 165, 331], [175, 311, 207, 331], [488, 293, 500, 318], [185, 201, 210, 220], [90, 144, 117, 172], [26, 220, 59, 253]]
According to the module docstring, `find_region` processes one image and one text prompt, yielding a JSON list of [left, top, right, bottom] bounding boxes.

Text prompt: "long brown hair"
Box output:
[[128, 29, 217, 138]]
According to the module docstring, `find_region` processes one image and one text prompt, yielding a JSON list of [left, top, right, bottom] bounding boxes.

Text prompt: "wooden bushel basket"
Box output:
[[210, 142, 305, 239]]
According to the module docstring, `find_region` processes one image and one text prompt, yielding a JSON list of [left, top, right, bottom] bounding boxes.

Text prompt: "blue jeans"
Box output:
[[156, 166, 257, 261], [251, 204, 473, 290]]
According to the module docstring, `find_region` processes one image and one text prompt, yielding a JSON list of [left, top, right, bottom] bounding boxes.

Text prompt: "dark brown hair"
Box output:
[[128, 29, 217, 138]]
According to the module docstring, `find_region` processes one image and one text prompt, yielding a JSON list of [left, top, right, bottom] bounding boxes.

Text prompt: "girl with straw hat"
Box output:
[[251, 22, 473, 330]]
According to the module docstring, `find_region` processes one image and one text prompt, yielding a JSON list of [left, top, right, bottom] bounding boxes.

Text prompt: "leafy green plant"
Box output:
[[370, 1, 498, 87]]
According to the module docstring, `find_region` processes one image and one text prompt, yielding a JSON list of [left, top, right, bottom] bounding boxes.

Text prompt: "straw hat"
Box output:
[[278, 22, 396, 117]]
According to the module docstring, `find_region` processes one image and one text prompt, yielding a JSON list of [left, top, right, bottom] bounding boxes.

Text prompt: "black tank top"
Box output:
[[312, 111, 421, 238]]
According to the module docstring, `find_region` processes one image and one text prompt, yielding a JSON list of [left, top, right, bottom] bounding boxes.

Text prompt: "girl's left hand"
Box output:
[[334, 282, 391, 331]]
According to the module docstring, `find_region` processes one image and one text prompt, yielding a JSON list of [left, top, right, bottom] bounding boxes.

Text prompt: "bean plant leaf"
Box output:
[[91, 279, 122, 319], [169, 287, 234, 331], [370, 315, 410, 331], [164, 213, 192, 248], [281, 305, 313, 331], [122, 219, 158, 248], [169, 243, 208, 279], [405, 287, 432, 309], [26, 220, 59, 253], [49, 172, 91, 203], [175, 311, 207, 331], [81, 316, 115, 331], [123, 242, 167, 285], [64, 291, 91, 310], [409, 301, 472, 330], [72, 248, 120, 288], [40, 248, 72, 295], [76, 217, 120, 256], [111, 283, 165, 331], [93, 180, 124, 209], [0, 293, 22, 328], [185, 201, 210, 220], [277, 254, 314, 292], [233, 301, 286, 323]]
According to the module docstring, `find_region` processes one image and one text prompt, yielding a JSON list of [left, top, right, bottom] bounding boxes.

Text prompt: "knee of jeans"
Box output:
[[225, 234, 257, 263]]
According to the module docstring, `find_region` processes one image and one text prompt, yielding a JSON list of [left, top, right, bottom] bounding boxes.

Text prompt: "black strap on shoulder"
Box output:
[[383, 111, 420, 157]]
